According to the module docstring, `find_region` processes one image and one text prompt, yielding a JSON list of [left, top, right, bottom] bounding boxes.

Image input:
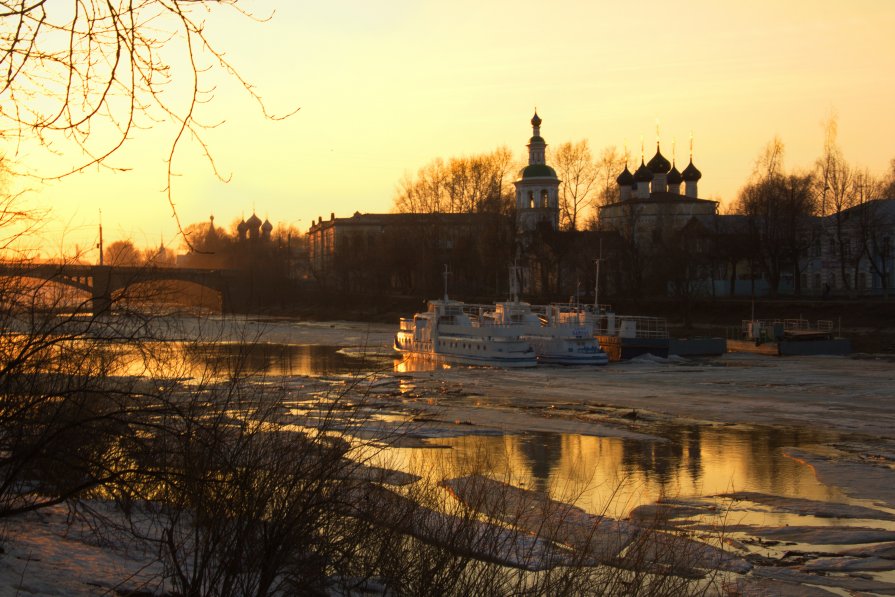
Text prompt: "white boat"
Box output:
[[484, 300, 609, 366], [394, 281, 537, 368]]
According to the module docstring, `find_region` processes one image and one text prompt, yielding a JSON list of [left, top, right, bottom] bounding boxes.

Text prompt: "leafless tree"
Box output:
[[736, 139, 818, 296], [848, 171, 891, 296], [883, 158, 895, 200], [551, 140, 598, 231], [0, 1, 296, 241], [815, 117, 858, 291], [594, 145, 627, 210], [393, 147, 518, 216], [103, 239, 141, 266]]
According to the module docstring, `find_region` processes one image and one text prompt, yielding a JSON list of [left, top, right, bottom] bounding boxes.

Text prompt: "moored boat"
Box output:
[[483, 300, 609, 366], [395, 297, 537, 368]]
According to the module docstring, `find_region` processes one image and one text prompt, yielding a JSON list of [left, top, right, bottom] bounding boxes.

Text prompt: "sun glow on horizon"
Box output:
[[4, 0, 894, 257]]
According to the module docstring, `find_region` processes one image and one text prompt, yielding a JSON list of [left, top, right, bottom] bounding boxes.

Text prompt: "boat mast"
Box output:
[[509, 263, 520, 304], [442, 264, 451, 301], [594, 258, 600, 311]]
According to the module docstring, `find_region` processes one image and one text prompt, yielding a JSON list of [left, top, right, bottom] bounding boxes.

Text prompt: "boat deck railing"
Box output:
[[599, 315, 670, 339], [740, 318, 836, 341]]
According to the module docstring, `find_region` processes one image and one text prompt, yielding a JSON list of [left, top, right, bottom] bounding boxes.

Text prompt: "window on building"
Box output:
[[528, 191, 535, 208], [540, 190, 549, 208]]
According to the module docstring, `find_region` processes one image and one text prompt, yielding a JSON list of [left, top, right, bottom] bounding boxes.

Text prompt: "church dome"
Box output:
[[246, 213, 262, 228], [682, 159, 702, 181], [666, 164, 683, 185], [616, 165, 634, 185], [237, 219, 247, 232], [531, 111, 542, 127], [520, 163, 557, 179], [634, 159, 653, 183], [647, 146, 671, 174], [262, 218, 273, 231]]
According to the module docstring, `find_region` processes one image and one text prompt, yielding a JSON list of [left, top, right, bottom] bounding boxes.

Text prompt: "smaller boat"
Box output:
[[481, 267, 608, 366], [484, 301, 608, 366]]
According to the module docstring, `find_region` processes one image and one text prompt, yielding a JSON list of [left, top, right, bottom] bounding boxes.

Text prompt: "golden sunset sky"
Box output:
[[20, 0, 895, 257]]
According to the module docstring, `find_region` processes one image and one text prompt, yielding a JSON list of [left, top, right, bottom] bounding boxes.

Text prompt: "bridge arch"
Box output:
[[0, 264, 248, 314]]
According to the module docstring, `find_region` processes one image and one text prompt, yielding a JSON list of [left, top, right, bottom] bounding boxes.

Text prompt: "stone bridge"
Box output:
[[0, 263, 255, 313]]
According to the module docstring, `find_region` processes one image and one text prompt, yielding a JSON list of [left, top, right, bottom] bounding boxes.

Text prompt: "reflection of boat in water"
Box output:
[[394, 298, 537, 368], [484, 301, 608, 366]]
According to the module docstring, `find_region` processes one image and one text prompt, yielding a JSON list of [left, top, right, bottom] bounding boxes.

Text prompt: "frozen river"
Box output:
[[191, 317, 895, 593], [6, 315, 895, 594]]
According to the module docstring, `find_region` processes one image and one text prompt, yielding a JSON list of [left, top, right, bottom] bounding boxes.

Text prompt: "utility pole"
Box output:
[[594, 258, 600, 310], [97, 209, 104, 266]]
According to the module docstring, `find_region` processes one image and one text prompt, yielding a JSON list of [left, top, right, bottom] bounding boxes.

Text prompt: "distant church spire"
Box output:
[[528, 110, 546, 165], [682, 132, 702, 198]]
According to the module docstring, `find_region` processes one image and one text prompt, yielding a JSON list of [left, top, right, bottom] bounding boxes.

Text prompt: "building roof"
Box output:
[[666, 164, 683, 185], [308, 211, 506, 233], [634, 160, 654, 183], [682, 159, 702, 182], [601, 191, 718, 209], [616, 165, 634, 185], [833, 197, 895, 221], [647, 145, 671, 174], [520, 163, 558, 179]]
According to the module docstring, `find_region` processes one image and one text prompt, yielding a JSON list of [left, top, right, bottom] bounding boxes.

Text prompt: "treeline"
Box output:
[[394, 142, 626, 231], [734, 122, 895, 296], [390, 119, 895, 300]]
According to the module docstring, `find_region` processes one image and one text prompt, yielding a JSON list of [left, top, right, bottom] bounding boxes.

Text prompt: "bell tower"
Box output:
[[514, 111, 560, 233]]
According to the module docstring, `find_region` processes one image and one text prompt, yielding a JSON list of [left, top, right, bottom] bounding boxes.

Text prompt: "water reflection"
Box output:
[[388, 426, 845, 519], [181, 343, 383, 377], [105, 339, 862, 524], [110, 341, 393, 379]]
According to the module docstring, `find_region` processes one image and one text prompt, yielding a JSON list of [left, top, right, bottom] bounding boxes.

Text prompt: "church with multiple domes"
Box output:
[[598, 139, 718, 247], [513, 111, 723, 297], [615, 142, 702, 201], [512, 111, 718, 244]]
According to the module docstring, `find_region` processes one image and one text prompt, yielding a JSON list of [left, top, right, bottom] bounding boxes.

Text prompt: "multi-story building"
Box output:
[[802, 199, 895, 296], [307, 211, 511, 295]]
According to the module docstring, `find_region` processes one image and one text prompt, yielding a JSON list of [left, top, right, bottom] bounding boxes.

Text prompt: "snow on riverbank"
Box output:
[[5, 315, 895, 594]]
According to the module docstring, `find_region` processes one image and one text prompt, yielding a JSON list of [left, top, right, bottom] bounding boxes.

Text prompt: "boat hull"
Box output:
[[394, 331, 537, 368], [536, 351, 609, 366]]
